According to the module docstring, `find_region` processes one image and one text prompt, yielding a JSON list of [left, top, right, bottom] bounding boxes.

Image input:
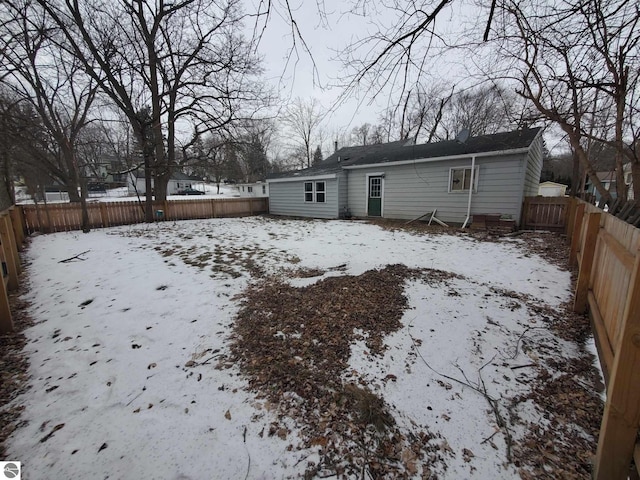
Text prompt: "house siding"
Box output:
[[347, 153, 530, 225], [268, 177, 339, 218], [523, 135, 544, 197]]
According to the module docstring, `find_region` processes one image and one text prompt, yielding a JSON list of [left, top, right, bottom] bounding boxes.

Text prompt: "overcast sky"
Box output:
[[248, 0, 486, 146], [249, 1, 375, 134], [247, 1, 573, 156]]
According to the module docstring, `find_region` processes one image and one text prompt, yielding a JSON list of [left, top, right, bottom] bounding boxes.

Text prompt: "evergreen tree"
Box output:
[[313, 145, 323, 165]]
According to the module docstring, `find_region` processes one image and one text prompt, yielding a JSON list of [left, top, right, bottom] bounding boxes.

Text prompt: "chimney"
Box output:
[[334, 140, 338, 152]]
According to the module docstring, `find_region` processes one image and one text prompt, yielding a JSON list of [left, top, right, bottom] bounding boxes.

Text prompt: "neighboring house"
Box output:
[[586, 165, 635, 203], [586, 171, 615, 205], [128, 171, 204, 195], [85, 155, 128, 186], [235, 182, 269, 198], [267, 128, 544, 226], [538, 181, 568, 197]]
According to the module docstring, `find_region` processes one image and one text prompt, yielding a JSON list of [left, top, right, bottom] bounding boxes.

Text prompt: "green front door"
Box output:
[[368, 176, 382, 216]]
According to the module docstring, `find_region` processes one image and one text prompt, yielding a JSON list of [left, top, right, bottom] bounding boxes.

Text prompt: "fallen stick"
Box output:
[[59, 250, 90, 263], [510, 363, 537, 370]]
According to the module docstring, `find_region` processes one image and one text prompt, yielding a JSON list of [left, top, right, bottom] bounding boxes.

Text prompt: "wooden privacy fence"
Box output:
[[21, 197, 269, 233], [521, 196, 571, 231], [0, 207, 26, 334], [564, 197, 640, 479]]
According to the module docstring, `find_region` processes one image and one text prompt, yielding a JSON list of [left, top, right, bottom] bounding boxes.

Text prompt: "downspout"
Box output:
[[461, 155, 476, 228]]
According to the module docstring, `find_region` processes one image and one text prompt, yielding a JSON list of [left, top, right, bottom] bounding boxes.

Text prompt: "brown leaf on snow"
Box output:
[[462, 448, 475, 462], [39, 423, 65, 443], [224, 409, 231, 420]]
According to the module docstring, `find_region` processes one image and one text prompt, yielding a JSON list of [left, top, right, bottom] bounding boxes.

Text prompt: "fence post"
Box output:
[[163, 200, 169, 221], [99, 203, 108, 228], [566, 197, 576, 240], [8, 207, 25, 250], [521, 197, 531, 229], [574, 211, 601, 314], [0, 271, 12, 333], [569, 202, 586, 268], [594, 248, 640, 480], [0, 213, 20, 290]]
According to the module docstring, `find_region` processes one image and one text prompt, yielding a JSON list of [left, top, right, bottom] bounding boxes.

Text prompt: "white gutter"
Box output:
[[342, 146, 530, 170], [267, 173, 337, 183], [461, 155, 476, 229]]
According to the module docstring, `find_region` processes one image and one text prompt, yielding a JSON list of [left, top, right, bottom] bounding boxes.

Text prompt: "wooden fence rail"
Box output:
[[21, 197, 269, 233], [558, 197, 640, 480]]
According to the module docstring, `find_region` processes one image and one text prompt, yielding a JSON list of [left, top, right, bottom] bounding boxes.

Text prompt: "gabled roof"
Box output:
[[539, 181, 569, 187], [268, 128, 542, 180]]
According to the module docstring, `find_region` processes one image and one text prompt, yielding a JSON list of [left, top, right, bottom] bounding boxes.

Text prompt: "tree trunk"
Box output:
[[155, 170, 169, 202], [144, 153, 153, 223], [67, 178, 81, 202], [570, 152, 580, 197], [79, 178, 90, 233], [562, 126, 614, 206], [41, 184, 52, 233]]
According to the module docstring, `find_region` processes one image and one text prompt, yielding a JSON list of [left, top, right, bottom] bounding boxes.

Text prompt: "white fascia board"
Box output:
[[342, 147, 530, 170], [267, 173, 337, 183]]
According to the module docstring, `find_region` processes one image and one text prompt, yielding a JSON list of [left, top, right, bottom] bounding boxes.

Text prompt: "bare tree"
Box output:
[[36, 0, 265, 221], [0, 0, 99, 231], [0, 91, 25, 210], [234, 120, 274, 181], [487, 0, 639, 205], [351, 123, 372, 146], [281, 97, 325, 168], [185, 133, 230, 192], [377, 82, 521, 144], [441, 84, 521, 138]]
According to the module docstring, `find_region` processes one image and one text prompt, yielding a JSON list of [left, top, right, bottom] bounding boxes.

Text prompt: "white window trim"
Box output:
[[304, 181, 326, 203], [448, 166, 479, 193], [365, 172, 385, 216]]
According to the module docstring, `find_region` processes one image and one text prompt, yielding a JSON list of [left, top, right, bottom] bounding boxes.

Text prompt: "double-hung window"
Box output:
[[449, 167, 479, 192], [304, 181, 326, 203]]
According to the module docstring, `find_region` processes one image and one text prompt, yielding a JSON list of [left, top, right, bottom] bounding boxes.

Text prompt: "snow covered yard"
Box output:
[[2, 217, 602, 479]]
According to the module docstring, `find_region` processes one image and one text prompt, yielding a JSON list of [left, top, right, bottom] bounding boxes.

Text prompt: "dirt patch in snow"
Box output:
[[229, 265, 459, 478]]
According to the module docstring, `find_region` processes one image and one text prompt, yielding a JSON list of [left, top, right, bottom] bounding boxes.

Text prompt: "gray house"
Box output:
[[267, 128, 543, 226]]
